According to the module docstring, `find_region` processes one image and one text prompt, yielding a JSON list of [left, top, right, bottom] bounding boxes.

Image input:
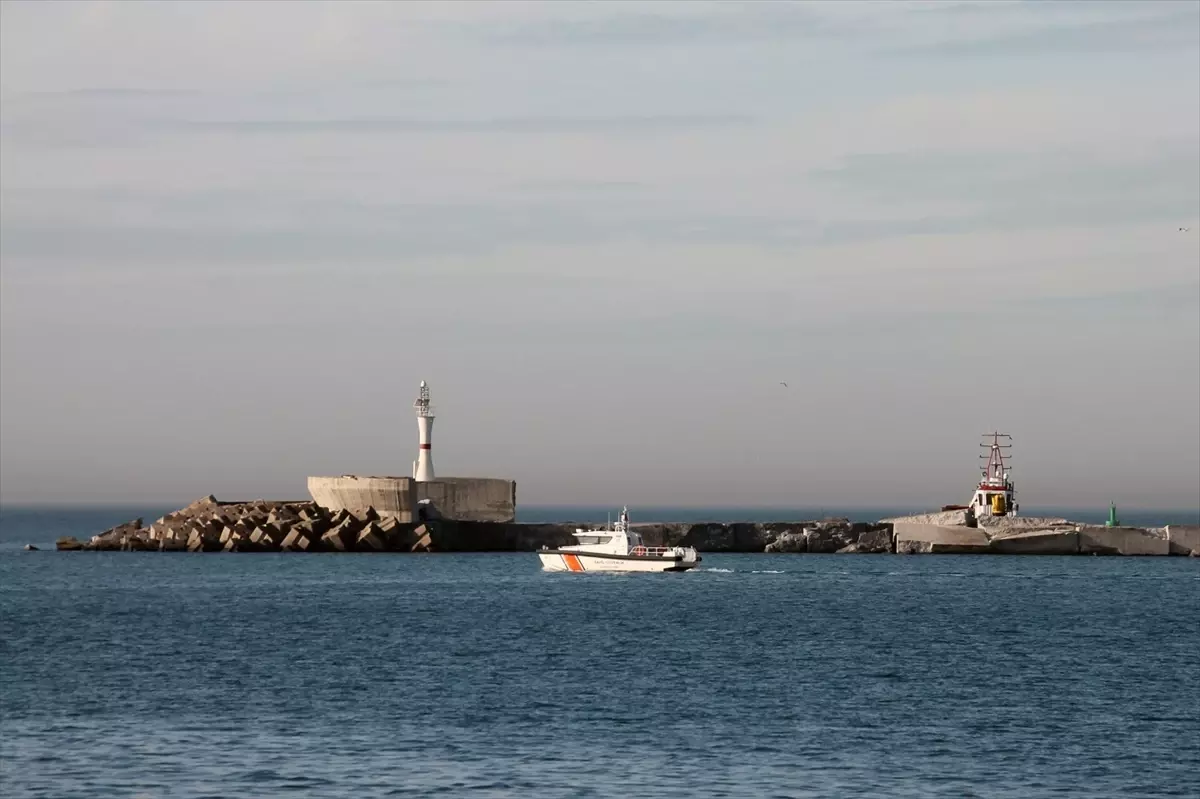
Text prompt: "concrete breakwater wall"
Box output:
[[884, 513, 1200, 556], [52, 496, 1200, 556], [306, 475, 516, 523]]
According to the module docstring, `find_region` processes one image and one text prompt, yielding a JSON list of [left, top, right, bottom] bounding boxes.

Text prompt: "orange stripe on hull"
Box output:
[[563, 554, 585, 572]]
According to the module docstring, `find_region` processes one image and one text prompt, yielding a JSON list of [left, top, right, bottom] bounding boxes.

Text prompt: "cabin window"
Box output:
[[575, 535, 613, 545]]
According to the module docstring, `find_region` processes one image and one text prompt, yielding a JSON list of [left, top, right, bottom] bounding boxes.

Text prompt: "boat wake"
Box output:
[[702, 567, 786, 574]]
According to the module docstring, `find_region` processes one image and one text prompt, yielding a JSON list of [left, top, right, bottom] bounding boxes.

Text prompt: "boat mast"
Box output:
[[979, 432, 1012, 484]]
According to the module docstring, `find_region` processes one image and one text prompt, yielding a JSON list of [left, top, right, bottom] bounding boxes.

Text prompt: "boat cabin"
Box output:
[[564, 508, 648, 555], [969, 479, 1017, 517]]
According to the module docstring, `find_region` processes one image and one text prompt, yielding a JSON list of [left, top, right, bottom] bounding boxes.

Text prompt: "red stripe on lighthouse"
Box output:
[[419, 444, 431, 449]]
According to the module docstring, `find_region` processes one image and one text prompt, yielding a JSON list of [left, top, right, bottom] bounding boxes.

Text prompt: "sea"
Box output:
[[2, 505, 1199, 798]]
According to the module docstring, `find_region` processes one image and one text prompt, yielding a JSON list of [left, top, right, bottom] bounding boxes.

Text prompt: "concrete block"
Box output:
[[321, 519, 358, 551], [805, 527, 845, 554], [989, 529, 1079, 555], [221, 530, 249, 551], [237, 516, 263, 532], [267, 507, 300, 524], [122, 534, 155, 552], [376, 517, 417, 550], [321, 530, 348, 551], [884, 510, 968, 527], [249, 527, 273, 546], [856, 528, 894, 553], [357, 523, 386, 551], [763, 531, 807, 553], [307, 518, 331, 537], [1078, 526, 1170, 556], [411, 524, 433, 552], [1166, 525, 1200, 556], [180, 495, 219, 515], [894, 523, 991, 554], [280, 529, 312, 552]]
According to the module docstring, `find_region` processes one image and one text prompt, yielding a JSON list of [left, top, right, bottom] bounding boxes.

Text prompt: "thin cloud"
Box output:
[[888, 5, 1200, 56], [810, 146, 1200, 202], [161, 114, 755, 135], [511, 179, 647, 193], [13, 87, 204, 98], [479, 3, 870, 47]]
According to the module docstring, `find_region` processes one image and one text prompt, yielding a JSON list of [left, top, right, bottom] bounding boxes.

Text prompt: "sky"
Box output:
[[1, 0, 1198, 509]]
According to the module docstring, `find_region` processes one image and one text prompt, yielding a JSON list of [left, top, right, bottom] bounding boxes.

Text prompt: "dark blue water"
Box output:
[[2, 518, 1199, 798]]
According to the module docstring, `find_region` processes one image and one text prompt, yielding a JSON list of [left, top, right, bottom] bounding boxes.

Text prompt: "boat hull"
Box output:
[[538, 550, 700, 573]]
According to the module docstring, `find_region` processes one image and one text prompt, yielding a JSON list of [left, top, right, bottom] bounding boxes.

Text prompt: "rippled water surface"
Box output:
[[2, 548, 1198, 798]]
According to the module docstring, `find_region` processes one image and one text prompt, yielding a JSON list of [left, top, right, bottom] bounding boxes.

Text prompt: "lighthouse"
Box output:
[[413, 380, 435, 482]]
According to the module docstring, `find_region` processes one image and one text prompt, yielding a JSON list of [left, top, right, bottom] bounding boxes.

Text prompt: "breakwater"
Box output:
[[50, 495, 1200, 556]]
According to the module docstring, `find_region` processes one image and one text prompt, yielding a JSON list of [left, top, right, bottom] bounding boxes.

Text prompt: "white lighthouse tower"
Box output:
[[412, 380, 435, 482]]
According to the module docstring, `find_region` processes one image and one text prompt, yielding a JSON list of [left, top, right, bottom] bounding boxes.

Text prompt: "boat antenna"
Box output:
[[978, 432, 1013, 482]]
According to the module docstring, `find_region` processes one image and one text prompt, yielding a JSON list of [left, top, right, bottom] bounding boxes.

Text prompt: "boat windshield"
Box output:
[[574, 535, 613, 545]]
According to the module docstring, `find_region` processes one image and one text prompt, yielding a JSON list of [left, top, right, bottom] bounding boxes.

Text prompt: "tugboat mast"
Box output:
[[979, 432, 1012, 484]]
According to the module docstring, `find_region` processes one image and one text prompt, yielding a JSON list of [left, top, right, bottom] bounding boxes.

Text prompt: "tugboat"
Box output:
[[968, 432, 1018, 518], [538, 507, 701, 572]]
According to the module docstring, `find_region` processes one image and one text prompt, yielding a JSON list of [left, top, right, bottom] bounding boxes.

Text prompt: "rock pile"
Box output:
[[622, 518, 895, 553], [57, 495, 441, 554], [757, 520, 894, 553]]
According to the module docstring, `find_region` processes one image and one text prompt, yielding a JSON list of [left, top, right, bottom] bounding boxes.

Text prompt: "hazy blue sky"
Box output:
[[2, 0, 1198, 509]]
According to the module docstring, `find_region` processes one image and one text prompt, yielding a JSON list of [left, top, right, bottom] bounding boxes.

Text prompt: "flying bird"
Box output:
[[1181, 227, 1192, 232], [779, 381, 789, 388]]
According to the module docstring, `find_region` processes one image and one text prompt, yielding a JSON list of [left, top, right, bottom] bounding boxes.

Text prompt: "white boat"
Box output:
[[538, 507, 701, 572]]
